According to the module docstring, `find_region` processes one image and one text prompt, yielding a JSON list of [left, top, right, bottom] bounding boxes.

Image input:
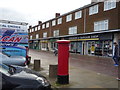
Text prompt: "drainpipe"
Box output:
[[84, 9, 86, 33], [83, 9, 87, 55]]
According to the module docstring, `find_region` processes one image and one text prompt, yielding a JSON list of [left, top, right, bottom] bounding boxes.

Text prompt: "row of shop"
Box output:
[[29, 31, 120, 57]]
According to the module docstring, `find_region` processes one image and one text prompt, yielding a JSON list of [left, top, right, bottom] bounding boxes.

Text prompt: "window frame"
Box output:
[[66, 14, 72, 22], [104, 0, 116, 11], [68, 26, 77, 35], [94, 20, 109, 31], [43, 32, 47, 38], [89, 4, 99, 15], [57, 18, 62, 24], [53, 30, 59, 37], [52, 20, 56, 26], [46, 22, 49, 28], [75, 11, 82, 19], [36, 34, 39, 39], [42, 24, 45, 29], [38, 26, 41, 30]]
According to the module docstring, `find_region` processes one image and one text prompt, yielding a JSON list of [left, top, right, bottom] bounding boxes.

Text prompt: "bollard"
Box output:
[[56, 40, 70, 84], [34, 59, 41, 71], [49, 64, 58, 78], [27, 56, 31, 65]]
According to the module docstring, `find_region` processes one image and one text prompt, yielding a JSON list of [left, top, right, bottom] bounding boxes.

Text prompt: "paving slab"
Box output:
[[29, 49, 119, 89]]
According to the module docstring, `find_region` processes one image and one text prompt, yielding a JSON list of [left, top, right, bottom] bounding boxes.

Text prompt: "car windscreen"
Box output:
[[0, 64, 10, 76]]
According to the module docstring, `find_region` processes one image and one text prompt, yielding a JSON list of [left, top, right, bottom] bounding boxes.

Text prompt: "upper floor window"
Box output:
[[89, 5, 98, 15], [104, 0, 116, 11], [38, 26, 41, 30], [52, 20, 56, 26], [75, 11, 82, 19], [36, 34, 39, 39], [35, 27, 37, 31], [69, 26, 77, 35], [53, 30, 59, 37], [66, 14, 72, 22], [29, 29, 31, 33], [32, 28, 34, 32], [42, 24, 45, 29], [94, 20, 109, 31], [57, 18, 62, 24], [46, 22, 49, 28], [30, 35, 32, 39], [43, 32, 47, 38]]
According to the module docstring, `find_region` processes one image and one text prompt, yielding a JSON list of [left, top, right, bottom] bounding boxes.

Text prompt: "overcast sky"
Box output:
[[0, 0, 91, 26]]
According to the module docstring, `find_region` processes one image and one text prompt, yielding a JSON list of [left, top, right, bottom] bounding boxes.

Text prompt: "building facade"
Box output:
[[28, 0, 120, 57]]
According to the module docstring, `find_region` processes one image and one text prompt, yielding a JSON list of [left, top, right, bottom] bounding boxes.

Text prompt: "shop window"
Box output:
[[88, 41, 113, 56]]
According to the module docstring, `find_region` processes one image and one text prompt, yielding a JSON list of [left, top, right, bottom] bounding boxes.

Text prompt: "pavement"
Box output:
[[28, 49, 119, 89]]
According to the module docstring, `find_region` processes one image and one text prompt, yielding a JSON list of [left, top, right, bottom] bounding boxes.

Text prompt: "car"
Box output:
[[0, 52, 26, 66], [0, 63, 51, 90]]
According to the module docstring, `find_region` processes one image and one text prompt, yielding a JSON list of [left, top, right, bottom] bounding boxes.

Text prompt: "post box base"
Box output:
[[57, 75, 69, 84]]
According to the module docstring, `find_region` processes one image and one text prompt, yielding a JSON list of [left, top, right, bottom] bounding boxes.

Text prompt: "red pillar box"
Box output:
[[56, 40, 70, 84]]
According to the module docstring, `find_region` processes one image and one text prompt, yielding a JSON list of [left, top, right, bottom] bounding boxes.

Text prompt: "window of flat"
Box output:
[[35, 27, 37, 31], [38, 26, 41, 30], [89, 5, 98, 15], [30, 35, 32, 39], [32, 28, 34, 32], [104, 0, 116, 11], [75, 11, 82, 19], [30, 29, 31, 33], [57, 18, 62, 24], [46, 22, 49, 28], [43, 32, 47, 38], [66, 14, 72, 22], [36, 34, 39, 39], [42, 24, 45, 29], [69, 26, 77, 35], [52, 20, 56, 26], [94, 20, 108, 31], [53, 30, 59, 37]]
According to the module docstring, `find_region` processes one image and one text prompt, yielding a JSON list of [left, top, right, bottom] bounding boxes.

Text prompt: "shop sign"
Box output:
[[50, 39, 57, 42], [99, 33, 113, 40], [69, 35, 99, 41], [40, 40, 48, 43], [34, 40, 38, 43]]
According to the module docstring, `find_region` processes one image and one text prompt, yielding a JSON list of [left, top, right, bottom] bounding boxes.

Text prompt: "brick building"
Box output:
[[28, 0, 120, 57]]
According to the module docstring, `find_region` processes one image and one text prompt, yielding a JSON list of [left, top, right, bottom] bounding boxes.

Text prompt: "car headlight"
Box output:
[[36, 77, 49, 86]]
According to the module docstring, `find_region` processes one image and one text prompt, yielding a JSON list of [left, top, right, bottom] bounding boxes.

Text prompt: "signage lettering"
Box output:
[[0, 36, 22, 42]]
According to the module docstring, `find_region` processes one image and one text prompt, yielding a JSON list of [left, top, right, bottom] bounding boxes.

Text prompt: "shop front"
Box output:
[[49, 39, 59, 51], [29, 40, 34, 49], [67, 33, 113, 57], [87, 33, 113, 56], [33, 40, 40, 50], [40, 40, 49, 51]]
